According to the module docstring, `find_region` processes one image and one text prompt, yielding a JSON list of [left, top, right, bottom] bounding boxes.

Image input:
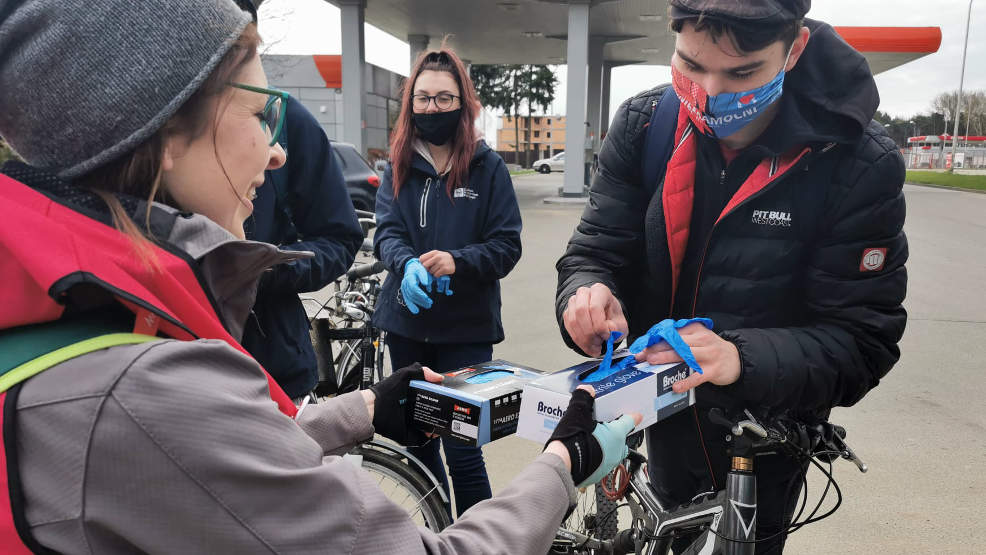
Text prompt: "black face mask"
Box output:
[[412, 109, 461, 146]]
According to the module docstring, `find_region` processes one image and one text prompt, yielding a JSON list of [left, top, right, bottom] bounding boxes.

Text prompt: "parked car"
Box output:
[[532, 151, 565, 173], [332, 141, 380, 212]]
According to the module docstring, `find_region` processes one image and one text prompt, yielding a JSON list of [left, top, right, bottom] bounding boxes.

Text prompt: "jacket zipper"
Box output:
[[419, 177, 432, 228], [689, 151, 813, 317], [431, 177, 442, 248]]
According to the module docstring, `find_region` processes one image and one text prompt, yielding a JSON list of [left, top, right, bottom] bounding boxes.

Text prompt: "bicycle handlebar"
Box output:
[[347, 260, 385, 281], [707, 408, 866, 472]]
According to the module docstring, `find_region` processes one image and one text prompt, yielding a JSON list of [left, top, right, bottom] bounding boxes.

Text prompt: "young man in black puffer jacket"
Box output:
[[556, 1, 907, 552]]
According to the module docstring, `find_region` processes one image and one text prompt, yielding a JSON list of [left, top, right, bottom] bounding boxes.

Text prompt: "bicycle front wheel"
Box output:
[[565, 484, 620, 541], [351, 445, 452, 532]]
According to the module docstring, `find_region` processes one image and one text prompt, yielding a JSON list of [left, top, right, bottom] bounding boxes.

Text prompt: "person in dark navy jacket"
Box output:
[[242, 95, 363, 399], [372, 47, 522, 518]]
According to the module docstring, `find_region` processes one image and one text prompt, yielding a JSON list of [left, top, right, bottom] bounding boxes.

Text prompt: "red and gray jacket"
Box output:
[[0, 163, 579, 554], [0, 165, 301, 552], [555, 20, 907, 511]]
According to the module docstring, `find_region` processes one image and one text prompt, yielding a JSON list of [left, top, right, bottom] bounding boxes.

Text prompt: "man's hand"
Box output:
[[562, 283, 629, 357], [419, 250, 455, 277], [633, 323, 741, 393]]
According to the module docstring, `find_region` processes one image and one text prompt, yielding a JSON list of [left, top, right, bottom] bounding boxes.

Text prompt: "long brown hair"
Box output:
[[390, 45, 480, 198], [74, 23, 262, 265]]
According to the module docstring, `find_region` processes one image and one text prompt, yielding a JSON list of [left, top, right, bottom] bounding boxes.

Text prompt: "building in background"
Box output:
[[902, 134, 986, 169], [497, 115, 567, 166], [261, 54, 401, 162]]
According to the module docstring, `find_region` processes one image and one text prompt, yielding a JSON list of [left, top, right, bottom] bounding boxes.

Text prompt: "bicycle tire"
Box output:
[[335, 338, 363, 393], [564, 485, 619, 543], [351, 445, 452, 532]]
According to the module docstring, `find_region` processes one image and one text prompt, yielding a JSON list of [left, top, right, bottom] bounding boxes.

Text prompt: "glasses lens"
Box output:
[[412, 95, 430, 109], [436, 94, 455, 110], [265, 96, 282, 145]]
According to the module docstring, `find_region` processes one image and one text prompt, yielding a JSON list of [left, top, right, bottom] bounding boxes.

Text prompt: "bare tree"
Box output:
[[966, 91, 986, 135], [932, 91, 958, 134], [255, 0, 295, 55]]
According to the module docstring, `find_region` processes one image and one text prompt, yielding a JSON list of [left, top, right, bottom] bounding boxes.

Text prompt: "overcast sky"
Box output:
[[258, 0, 985, 123]]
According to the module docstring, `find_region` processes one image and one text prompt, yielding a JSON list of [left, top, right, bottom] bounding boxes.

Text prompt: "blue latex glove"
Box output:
[[578, 414, 637, 488], [583, 331, 635, 382], [628, 318, 714, 374], [400, 258, 433, 314], [434, 275, 454, 296]]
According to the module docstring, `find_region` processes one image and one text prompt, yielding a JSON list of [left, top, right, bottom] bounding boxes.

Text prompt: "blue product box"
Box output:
[[409, 360, 547, 446]]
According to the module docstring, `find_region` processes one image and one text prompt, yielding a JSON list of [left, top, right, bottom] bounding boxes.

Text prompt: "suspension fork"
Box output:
[[359, 326, 380, 390]]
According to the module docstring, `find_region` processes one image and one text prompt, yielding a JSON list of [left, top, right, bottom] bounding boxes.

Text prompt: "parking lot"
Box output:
[[476, 173, 986, 553]]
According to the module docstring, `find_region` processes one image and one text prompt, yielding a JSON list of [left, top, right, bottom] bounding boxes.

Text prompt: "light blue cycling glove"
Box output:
[[401, 258, 433, 314], [546, 388, 638, 488], [580, 415, 636, 488], [434, 275, 454, 296]]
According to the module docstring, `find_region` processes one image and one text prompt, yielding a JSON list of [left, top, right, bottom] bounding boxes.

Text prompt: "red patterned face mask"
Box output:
[[670, 56, 788, 139]]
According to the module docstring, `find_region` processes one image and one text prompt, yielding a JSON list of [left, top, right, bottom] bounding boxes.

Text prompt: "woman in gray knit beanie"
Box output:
[[0, 0, 287, 240], [0, 0, 636, 553]]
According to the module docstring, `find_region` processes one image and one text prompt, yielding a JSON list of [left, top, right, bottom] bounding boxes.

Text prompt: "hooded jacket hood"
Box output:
[[0, 161, 310, 340], [756, 18, 880, 153], [410, 137, 492, 177]]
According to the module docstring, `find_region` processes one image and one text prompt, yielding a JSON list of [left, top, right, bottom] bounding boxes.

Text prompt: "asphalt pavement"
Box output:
[[475, 173, 986, 553]]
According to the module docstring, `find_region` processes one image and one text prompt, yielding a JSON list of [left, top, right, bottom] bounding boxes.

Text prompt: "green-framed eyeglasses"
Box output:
[[231, 83, 291, 146]]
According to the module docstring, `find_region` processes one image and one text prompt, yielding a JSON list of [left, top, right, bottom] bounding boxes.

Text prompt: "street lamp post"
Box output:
[[949, 0, 973, 172], [909, 120, 917, 137]]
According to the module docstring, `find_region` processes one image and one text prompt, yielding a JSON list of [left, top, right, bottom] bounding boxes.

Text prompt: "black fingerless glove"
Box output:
[[369, 362, 427, 445], [545, 388, 603, 485]]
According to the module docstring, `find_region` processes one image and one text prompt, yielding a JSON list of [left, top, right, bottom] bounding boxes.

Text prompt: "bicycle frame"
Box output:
[[556, 451, 753, 555], [554, 412, 864, 555]]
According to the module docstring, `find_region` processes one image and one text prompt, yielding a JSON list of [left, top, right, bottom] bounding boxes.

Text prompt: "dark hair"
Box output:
[[74, 23, 262, 263], [389, 43, 480, 198], [670, 15, 802, 54]]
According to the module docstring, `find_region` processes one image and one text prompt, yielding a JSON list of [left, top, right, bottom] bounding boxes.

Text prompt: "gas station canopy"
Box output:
[[325, 0, 941, 195]]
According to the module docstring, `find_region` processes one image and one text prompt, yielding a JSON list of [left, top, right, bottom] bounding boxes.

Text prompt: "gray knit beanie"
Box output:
[[0, 0, 252, 179]]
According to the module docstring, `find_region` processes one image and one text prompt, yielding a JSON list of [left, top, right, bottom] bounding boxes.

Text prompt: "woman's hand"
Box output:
[[364, 364, 442, 437], [544, 385, 642, 486], [419, 250, 455, 277]]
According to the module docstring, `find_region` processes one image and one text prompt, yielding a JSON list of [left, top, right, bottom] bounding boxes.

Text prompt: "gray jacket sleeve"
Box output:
[[17, 339, 575, 554]]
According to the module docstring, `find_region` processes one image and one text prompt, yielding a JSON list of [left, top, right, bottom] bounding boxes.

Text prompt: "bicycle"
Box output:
[[551, 409, 868, 554], [301, 210, 454, 532], [304, 209, 390, 395]]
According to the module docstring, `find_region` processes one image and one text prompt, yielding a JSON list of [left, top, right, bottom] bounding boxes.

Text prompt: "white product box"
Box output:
[[516, 354, 694, 444]]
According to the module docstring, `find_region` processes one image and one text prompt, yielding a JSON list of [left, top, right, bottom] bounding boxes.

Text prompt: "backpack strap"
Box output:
[[0, 314, 160, 554], [640, 88, 681, 196], [0, 314, 160, 393]]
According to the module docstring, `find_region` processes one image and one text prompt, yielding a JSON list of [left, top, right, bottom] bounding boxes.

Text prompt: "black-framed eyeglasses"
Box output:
[[231, 83, 291, 146], [412, 93, 460, 111]]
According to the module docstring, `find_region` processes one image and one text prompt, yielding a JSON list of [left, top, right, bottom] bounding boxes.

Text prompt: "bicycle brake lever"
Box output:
[[832, 434, 868, 473], [707, 408, 734, 430]]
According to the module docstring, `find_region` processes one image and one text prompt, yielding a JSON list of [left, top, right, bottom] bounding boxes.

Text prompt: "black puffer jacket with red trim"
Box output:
[[556, 19, 907, 420]]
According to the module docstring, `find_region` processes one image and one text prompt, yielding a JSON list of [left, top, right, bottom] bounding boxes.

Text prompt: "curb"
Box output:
[[905, 181, 986, 195]]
